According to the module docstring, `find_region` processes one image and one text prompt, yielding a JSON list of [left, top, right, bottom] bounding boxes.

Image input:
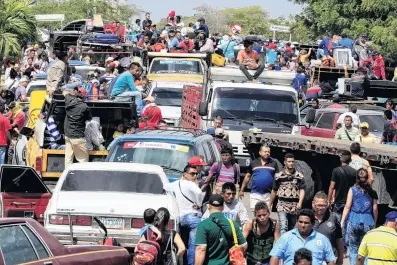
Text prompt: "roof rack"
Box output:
[[136, 127, 208, 137]]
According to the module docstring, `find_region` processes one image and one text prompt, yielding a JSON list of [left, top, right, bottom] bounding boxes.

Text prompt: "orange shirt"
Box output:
[[237, 50, 260, 65]]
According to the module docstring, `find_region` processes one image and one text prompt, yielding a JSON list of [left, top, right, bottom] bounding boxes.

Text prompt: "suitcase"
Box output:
[[81, 33, 119, 44]]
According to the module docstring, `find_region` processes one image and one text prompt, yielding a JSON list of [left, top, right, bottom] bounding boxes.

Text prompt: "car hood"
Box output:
[[54, 191, 174, 216], [158, 105, 181, 120]]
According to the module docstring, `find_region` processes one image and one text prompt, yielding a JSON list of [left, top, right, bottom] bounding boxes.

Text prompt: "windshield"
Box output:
[[27, 85, 46, 97], [152, 86, 183, 107], [150, 60, 202, 75], [61, 170, 164, 194], [211, 87, 298, 128], [108, 141, 194, 173], [359, 115, 385, 132]]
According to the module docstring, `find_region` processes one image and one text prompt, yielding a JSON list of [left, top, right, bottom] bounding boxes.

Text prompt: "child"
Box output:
[[112, 122, 124, 139], [138, 208, 162, 239], [293, 248, 313, 265], [125, 123, 135, 134]]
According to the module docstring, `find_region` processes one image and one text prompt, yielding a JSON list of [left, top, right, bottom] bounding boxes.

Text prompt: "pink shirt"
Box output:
[[209, 162, 240, 184]]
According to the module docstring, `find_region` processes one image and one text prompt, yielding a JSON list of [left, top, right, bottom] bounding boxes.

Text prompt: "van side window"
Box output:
[[197, 143, 209, 163], [203, 142, 215, 165]]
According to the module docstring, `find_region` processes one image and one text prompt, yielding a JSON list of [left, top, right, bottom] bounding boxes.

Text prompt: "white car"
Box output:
[[44, 162, 180, 247], [26, 79, 46, 101]]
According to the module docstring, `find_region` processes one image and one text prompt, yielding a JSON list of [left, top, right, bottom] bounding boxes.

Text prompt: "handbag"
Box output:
[[211, 217, 246, 265], [163, 230, 177, 265]]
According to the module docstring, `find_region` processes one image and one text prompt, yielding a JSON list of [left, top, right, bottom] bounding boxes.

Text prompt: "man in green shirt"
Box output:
[[195, 194, 247, 265], [335, 115, 359, 141]]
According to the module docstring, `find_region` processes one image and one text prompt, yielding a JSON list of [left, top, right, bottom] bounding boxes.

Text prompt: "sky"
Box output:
[[127, 1, 303, 22]]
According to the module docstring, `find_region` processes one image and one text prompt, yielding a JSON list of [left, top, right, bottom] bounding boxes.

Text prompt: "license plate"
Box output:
[[100, 218, 124, 229]]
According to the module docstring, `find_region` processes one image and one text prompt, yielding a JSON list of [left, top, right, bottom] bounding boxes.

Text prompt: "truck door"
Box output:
[[310, 112, 338, 138], [0, 165, 52, 224]]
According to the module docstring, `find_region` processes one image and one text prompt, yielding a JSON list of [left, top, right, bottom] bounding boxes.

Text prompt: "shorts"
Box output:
[[250, 193, 270, 210]]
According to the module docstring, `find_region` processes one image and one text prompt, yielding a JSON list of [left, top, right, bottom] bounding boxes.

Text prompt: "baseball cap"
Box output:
[[188, 156, 207, 166], [385, 211, 397, 222], [105, 57, 114, 62], [144, 96, 155, 103], [207, 128, 215, 136], [208, 194, 224, 207], [360, 122, 369, 129], [215, 128, 225, 136]]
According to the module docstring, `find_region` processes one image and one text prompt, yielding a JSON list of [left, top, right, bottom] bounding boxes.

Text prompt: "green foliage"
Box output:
[[221, 6, 270, 35], [292, 0, 397, 57], [0, 0, 37, 55]]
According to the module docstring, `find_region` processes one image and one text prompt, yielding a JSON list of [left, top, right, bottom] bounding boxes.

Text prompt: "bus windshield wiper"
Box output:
[[251, 115, 293, 128], [223, 116, 254, 126]]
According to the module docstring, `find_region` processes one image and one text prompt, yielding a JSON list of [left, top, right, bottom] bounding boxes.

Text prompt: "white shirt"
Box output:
[[163, 179, 205, 217], [201, 198, 249, 228], [337, 112, 360, 126]]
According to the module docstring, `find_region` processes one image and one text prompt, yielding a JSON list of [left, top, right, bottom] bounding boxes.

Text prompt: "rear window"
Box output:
[[61, 170, 164, 194], [150, 60, 202, 75], [1, 167, 48, 193], [359, 115, 385, 132]]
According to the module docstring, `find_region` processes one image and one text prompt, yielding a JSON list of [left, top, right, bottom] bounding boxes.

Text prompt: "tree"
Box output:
[[0, 0, 37, 56], [192, 4, 229, 34], [291, 0, 397, 57], [221, 6, 270, 35]]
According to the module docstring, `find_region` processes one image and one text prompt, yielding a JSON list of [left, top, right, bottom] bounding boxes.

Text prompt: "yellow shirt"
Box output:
[[355, 133, 377, 144], [113, 131, 124, 139], [358, 226, 397, 265]]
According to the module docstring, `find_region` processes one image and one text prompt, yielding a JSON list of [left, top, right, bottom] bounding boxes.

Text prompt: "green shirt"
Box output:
[[335, 126, 359, 141], [195, 212, 247, 265]]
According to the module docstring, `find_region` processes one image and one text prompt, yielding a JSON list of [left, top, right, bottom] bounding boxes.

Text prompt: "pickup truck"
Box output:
[[0, 218, 130, 265]]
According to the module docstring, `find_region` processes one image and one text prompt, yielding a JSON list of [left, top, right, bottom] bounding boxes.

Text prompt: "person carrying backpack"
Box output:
[[381, 110, 397, 145], [135, 207, 185, 265], [201, 148, 240, 195]]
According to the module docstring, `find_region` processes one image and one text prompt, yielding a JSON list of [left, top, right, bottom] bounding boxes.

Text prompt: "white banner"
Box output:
[[270, 25, 290, 33]]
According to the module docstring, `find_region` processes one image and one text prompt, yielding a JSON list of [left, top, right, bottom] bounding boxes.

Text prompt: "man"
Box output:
[[64, 88, 91, 169], [142, 13, 151, 29], [197, 33, 214, 53], [214, 128, 232, 151], [269, 153, 305, 235], [349, 142, 374, 184], [195, 194, 247, 265], [70, 66, 83, 82], [328, 150, 357, 221], [381, 110, 397, 144], [240, 144, 280, 210], [0, 104, 12, 165], [164, 165, 205, 265], [197, 17, 209, 38], [203, 148, 240, 195], [386, 100, 396, 121], [357, 211, 397, 265], [360, 50, 386, 80], [202, 182, 249, 228], [41, 111, 65, 150], [85, 117, 104, 151], [237, 39, 266, 81], [269, 209, 335, 265], [14, 76, 29, 102], [312, 192, 344, 265], [338, 33, 354, 50], [137, 34, 151, 53], [212, 116, 229, 141], [179, 35, 194, 51], [176, 15, 184, 28], [111, 62, 143, 113], [46, 51, 68, 94], [335, 115, 360, 141], [68, 46, 79, 60], [138, 96, 163, 129], [355, 34, 367, 47], [168, 30, 180, 49], [355, 122, 377, 143], [311, 98, 320, 109], [337, 104, 360, 127], [318, 33, 333, 57]]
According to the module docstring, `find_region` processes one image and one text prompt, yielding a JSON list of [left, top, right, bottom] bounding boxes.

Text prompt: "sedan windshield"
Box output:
[[61, 170, 164, 194], [108, 141, 194, 173], [152, 86, 183, 107], [150, 60, 202, 75]]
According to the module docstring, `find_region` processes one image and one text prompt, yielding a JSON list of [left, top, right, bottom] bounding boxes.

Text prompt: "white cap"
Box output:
[[105, 57, 114, 62], [19, 76, 30, 83], [215, 128, 225, 136]]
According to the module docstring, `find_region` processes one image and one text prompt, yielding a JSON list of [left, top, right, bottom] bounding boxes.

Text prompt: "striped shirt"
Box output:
[[44, 116, 61, 149], [209, 162, 240, 184], [335, 126, 360, 141], [358, 226, 397, 265]]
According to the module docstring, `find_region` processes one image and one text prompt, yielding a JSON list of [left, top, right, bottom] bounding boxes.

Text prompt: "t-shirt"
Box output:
[[355, 133, 377, 144], [237, 50, 259, 65], [335, 126, 360, 141], [266, 49, 278, 65], [0, 115, 11, 146], [248, 158, 280, 195], [331, 165, 357, 204], [209, 162, 240, 184], [111, 71, 138, 96], [336, 112, 360, 126], [15, 85, 26, 102], [273, 170, 305, 213], [195, 212, 247, 265]]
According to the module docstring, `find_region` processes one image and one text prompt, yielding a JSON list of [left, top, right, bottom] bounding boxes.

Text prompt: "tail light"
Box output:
[[168, 220, 175, 229], [49, 215, 92, 226], [131, 218, 145, 228], [35, 157, 42, 174]]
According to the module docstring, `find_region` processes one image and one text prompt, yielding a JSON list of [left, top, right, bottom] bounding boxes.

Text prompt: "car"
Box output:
[[26, 79, 46, 101], [106, 129, 221, 182], [44, 162, 179, 247], [0, 165, 51, 224], [0, 218, 130, 265], [301, 108, 386, 140]]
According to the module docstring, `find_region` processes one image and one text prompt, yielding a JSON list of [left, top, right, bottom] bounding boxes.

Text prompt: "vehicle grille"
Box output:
[[232, 146, 249, 155]]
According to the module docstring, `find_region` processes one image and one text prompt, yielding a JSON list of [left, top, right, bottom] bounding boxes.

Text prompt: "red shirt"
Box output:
[[0, 114, 11, 146], [138, 105, 163, 129], [268, 43, 277, 50], [179, 40, 194, 50]]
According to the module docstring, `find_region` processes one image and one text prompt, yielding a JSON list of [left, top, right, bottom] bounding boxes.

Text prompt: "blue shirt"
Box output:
[[111, 71, 137, 96], [249, 158, 279, 195], [270, 228, 335, 265], [169, 37, 180, 49], [318, 37, 332, 56], [139, 224, 153, 237], [293, 73, 308, 91], [338, 38, 354, 49], [266, 49, 278, 65]]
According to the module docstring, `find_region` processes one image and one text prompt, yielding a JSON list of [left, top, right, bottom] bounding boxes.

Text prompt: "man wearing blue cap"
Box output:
[[357, 211, 397, 265]]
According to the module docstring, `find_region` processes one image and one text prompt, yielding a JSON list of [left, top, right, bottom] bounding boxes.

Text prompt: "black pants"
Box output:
[[239, 64, 266, 81]]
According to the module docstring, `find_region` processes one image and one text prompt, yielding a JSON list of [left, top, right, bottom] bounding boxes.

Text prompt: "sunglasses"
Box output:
[[187, 172, 198, 176]]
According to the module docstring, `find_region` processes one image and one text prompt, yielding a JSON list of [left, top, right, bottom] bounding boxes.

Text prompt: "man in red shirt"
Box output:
[[237, 39, 266, 81], [0, 104, 11, 165], [179, 35, 194, 52], [139, 96, 163, 129], [360, 50, 386, 80]]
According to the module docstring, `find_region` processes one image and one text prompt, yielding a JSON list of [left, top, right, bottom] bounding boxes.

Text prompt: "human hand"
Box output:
[[239, 190, 244, 199]]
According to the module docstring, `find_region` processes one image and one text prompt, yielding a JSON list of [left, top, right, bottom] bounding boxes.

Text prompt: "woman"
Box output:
[[243, 202, 280, 265], [138, 207, 185, 265], [5, 68, 19, 91], [39, 53, 49, 73], [341, 168, 378, 265], [7, 102, 26, 131]]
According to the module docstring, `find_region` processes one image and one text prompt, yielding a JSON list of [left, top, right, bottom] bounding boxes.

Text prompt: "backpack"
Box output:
[[133, 229, 161, 265], [215, 162, 238, 184]]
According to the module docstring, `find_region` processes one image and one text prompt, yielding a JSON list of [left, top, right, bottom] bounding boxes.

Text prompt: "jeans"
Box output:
[[113, 91, 142, 116], [333, 203, 347, 253], [180, 213, 202, 265], [317, 48, 325, 59], [347, 222, 372, 265], [0, 146, 6, 165], [239, 64, 266, 81], [278, 211, 297, 235]]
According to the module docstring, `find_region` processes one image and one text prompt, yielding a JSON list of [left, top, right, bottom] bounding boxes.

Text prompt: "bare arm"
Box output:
[[268, 190, 277, 209], [174, 232, 186, 257], [243, 219, 253, 238], [367, 164, 374, 185], [200, 173, 214, 191], [297, 189, 305, 209], [341, 188, 353, 226], [269, 256, 280, 265], [194, 245, 206, 265], [328, 181, 336, 205], [274, 220, 280, 241], [239, 173, 252, 198], [336, 238, 344, 265], [372, 199, 378, 224], [356, 255, 365, 265], [148, 226, 162, 240]]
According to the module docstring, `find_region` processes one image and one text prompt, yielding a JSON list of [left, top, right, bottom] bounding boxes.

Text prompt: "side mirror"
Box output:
[[199, 101, 208, 116], [306, 109, 316, 124]]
